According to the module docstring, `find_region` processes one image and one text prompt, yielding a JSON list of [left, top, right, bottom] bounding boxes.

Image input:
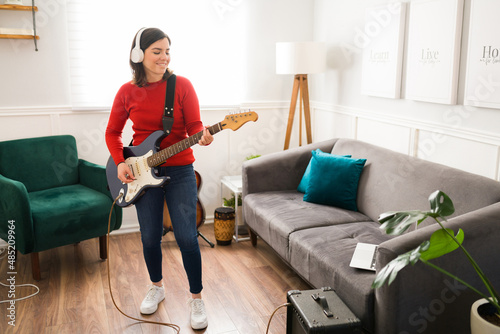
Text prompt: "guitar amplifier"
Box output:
[[286, 287, 363, 334]]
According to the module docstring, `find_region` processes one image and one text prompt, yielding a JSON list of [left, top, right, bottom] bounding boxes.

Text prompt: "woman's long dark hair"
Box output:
[[130, 28, 172, 87]]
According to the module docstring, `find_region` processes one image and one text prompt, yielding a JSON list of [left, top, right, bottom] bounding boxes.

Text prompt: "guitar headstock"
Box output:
[[221, 111, 259, 131]]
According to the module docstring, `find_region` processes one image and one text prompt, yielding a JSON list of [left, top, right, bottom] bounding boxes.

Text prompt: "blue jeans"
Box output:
[[135, 164, 202, 294]]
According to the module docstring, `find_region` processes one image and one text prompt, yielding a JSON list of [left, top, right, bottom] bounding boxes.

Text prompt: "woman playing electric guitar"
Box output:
[[105, 27, 212, 329]]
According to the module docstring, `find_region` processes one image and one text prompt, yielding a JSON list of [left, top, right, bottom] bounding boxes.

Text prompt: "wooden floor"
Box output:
[[0, 224, 310, 334]]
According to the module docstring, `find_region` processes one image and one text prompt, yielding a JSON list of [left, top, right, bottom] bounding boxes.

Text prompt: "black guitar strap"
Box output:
[[162, 74, 176, 135], [128, 74, 176, 146]]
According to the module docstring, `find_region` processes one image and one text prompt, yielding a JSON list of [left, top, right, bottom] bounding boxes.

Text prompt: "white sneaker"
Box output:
[[188, 298, 208, 329], [140, 285, 165, 314]]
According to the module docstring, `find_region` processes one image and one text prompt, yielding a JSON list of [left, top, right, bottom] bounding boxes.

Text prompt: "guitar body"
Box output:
[[163, 170, 205, 234], [106, 130, 169, 207], [106, 111, 258, 208]]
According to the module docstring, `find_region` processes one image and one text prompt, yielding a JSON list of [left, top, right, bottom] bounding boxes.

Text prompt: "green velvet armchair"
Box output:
[[0, 135, 122, 280]]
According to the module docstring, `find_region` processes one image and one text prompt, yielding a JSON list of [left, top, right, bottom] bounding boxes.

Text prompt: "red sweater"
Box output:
[[105, 76, 204, 166]]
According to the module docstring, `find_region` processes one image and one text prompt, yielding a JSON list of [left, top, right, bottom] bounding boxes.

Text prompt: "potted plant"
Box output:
[[372, 190, 500, 333], [223, 193, 242, 209]]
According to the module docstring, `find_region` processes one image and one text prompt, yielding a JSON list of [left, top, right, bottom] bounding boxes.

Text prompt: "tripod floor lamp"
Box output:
[[276, 42, 326, 150]]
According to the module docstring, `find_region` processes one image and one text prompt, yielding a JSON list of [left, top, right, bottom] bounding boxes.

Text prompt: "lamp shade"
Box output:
[[276, 42, 326, 75]]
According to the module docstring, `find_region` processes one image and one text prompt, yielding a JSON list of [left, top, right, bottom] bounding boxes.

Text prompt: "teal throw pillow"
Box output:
[[303, 150, 366, 211], [297, 149, 351, 193]]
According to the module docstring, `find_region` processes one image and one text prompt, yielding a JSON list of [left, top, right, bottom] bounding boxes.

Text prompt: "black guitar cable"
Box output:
[[106, 194, 180, 333]]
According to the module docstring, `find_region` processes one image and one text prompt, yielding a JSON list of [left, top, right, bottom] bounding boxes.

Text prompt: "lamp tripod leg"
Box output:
[[301, 75, 312, 145], [284, 74, 312, 150], [284, 75, 301, 150]]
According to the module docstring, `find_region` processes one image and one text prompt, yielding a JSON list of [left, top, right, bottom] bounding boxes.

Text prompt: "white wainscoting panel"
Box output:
[[314, 108, 355, 143], [0, 114, 53, 141], [0, 104, 290, 235], [60, 112, 114, 165], [417, 130, 499, 179], [312, 103, 500, 182], [2, 102, 499, 235], [356, 118, 412, 155]]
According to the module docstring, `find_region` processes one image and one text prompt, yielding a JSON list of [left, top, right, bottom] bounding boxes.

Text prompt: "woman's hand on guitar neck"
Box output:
[[117, 162, 136, 183], [198, 127, 214, 146]]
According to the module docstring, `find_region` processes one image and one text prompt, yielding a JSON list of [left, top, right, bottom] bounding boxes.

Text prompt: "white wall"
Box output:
[[0, 0, 313, 232], [312, 0, 500, 180], [4, 0, 498, 233], [241, 0, 314, 101], [0, 0, 71, 107]]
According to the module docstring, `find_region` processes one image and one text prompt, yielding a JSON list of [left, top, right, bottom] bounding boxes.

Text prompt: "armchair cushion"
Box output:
[[29, 184, 117, 252]]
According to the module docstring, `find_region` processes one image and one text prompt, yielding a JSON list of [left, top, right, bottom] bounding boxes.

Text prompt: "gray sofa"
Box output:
[[242, 138, 500, 334]]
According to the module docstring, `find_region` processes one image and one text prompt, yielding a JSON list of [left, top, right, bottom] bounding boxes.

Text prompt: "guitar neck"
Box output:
[[147, 123, 222, 167]]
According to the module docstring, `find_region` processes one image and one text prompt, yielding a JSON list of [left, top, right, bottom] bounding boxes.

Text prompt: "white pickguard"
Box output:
[[123, 150, 164, 203]]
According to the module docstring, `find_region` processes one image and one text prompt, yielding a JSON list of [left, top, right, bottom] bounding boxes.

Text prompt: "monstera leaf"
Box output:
[[428, 190, 455, 217], [372, 228, 464, 289], [378, 210, 428, 235], [420, 228, 464, 261], [372, 190, 500, 316], [372, 241, 430, 288], [378, 190, 456, 236]]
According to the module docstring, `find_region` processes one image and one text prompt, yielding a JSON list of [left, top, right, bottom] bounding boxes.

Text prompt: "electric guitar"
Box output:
[[106, 111, 258, 207]]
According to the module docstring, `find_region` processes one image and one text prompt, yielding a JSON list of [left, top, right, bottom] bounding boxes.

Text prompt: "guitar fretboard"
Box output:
[[147, 123, 222, 167]]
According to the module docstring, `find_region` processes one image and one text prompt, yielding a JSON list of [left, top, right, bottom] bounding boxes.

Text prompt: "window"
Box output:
[[66, 0, 245, 108]]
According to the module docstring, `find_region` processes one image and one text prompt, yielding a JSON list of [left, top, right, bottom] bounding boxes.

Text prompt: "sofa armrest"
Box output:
[[373, 202, 500, 333], [0, 174, 35, 254], [242, 139, 338, 197]]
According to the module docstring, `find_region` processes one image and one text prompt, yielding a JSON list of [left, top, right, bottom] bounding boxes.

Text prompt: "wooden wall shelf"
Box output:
[[0, 2, 38, 50], [0, 5, 38, 11], [0, 34, 39, 40]]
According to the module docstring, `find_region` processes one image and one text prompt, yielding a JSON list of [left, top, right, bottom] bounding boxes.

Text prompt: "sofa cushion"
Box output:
[[288, 223, 393, 332], [244, 190, 370, 260], [303, 151, 366, 211], [29, 184, 113, 252], [297, 149, 351, 193]]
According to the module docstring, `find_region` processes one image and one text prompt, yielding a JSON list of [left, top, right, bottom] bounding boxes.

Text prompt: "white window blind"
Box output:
[[66, 0, 246, 108]]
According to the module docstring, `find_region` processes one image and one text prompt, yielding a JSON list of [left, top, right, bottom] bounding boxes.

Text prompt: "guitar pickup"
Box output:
[[128, 164, 136, 178]]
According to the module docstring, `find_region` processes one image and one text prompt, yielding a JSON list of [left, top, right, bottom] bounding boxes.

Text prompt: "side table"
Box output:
[[220, 175, 249, 242]]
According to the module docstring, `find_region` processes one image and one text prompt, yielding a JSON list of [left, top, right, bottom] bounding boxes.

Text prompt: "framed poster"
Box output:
[[405, 0, 464, 105], [464, 0, 500, 109], [361, 2, 407, 99]]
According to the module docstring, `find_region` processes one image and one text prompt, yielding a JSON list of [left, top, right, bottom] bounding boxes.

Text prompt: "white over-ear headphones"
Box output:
[[130, 27, 147, 63]]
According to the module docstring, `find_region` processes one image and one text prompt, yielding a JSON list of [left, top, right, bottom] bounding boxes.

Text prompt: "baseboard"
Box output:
[[111, 217, 215, 236]]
